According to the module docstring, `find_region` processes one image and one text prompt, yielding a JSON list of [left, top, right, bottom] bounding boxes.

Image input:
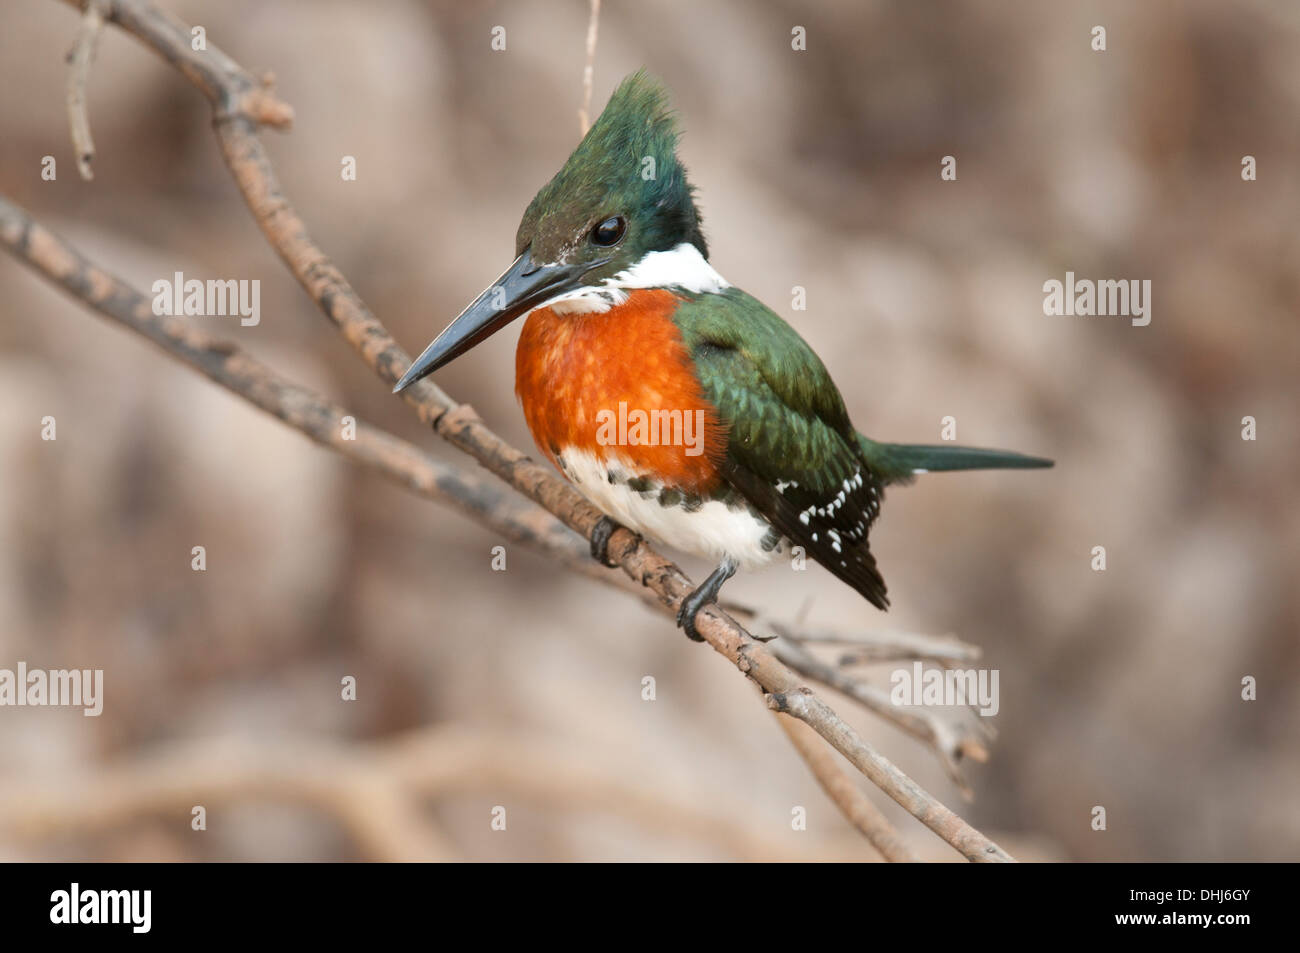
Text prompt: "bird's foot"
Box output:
[[590, 516, 627, 568], [676, 558, 738, 642]]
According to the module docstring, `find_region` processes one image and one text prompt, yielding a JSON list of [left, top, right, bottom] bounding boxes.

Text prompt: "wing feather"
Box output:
[[675, 291, 892, 608]]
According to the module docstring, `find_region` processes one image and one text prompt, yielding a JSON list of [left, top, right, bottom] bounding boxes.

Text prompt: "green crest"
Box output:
[[516, 70, 707, 283]]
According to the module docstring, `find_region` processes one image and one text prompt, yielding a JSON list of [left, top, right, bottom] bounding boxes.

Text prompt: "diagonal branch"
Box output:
[[774, 714, 918, 862], [0, 195, 589, 570], [42, 0, 1013, 862], [766, 689, 1004, 861], [769, 632, 993, 795]]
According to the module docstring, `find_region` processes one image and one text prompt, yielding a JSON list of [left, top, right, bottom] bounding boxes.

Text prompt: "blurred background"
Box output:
[[1, 0, 1297, 861]]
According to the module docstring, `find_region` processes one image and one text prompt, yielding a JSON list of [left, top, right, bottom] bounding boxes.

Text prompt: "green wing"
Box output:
[[673, 289, 893, 609]]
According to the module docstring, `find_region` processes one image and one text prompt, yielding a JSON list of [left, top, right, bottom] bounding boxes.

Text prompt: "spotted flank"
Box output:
[[557, 449, 784, 569]]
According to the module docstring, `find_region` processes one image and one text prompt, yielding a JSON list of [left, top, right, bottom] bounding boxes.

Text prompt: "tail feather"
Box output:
[[859, 436, 1053, 480]]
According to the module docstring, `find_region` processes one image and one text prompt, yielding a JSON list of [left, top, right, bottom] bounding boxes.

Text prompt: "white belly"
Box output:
[[557, 448, 783, 570]]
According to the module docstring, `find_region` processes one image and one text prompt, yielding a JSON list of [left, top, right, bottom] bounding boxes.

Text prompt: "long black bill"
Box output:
[[392, 249, 602, 394]]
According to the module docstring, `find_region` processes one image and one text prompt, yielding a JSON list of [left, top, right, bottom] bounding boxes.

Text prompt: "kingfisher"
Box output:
[[394, 71, 1052, 641]]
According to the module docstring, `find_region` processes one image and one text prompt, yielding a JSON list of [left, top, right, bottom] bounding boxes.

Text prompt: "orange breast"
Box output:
[[515, 289, 728, 493]]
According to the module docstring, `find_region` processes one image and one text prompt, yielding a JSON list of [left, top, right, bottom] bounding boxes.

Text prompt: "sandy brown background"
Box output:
[[1, 0, 1297, 861]]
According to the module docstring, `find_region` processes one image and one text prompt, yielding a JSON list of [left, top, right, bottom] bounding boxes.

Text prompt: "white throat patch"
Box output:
[[542, 243, 730, 315]]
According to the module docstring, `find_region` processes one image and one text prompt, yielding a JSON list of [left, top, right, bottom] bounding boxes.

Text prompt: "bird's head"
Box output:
[[394, 70, 707, 393]]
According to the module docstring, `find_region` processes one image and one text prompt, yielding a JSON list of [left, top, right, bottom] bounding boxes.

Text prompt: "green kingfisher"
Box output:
[[394, 71, 1052, 641]]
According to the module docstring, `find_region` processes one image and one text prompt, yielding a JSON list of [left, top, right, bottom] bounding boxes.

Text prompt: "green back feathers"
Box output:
[[672, 287, 854, 449]]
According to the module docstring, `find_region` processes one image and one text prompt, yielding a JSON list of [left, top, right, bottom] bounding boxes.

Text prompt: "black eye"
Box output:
[[590, 216, 626, 247]]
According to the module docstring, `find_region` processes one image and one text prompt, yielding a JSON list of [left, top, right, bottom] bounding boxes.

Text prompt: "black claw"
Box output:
[[676, 599, 707, 642], [675, 558, 738, 643], [590, 516, 623, 568]]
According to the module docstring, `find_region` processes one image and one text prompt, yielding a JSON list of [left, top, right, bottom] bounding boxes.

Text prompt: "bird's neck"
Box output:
[[541, 242, 730, 316]]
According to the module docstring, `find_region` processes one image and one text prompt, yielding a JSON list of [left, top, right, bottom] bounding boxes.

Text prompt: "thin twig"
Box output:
[[767, 689, 1013, 862], [771, 620, 982, 665], [774, 714, 918, 862], [577, 0, 602, 135], [726, 607, 991, 782], [71, 0, 293, 128], [66, 0, 106, 180], [41, 0, 1014, 862], [770, 634, 993, 795]]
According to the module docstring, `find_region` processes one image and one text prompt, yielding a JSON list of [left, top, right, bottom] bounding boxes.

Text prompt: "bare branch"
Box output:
[[771, 619, 982, 666], [57, 0, 293, 128], [767, 689, 1013, 862], [0, 195, 592, 571], [577, 0, 602, 135], [769, 635, 993, 796], [774, 714, 918, 862], [65, 0, 106, 180]]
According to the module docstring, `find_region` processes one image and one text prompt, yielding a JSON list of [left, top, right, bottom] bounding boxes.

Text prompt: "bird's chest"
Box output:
[[514, 290, 782, 568], [515, 289, 727, 493]]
